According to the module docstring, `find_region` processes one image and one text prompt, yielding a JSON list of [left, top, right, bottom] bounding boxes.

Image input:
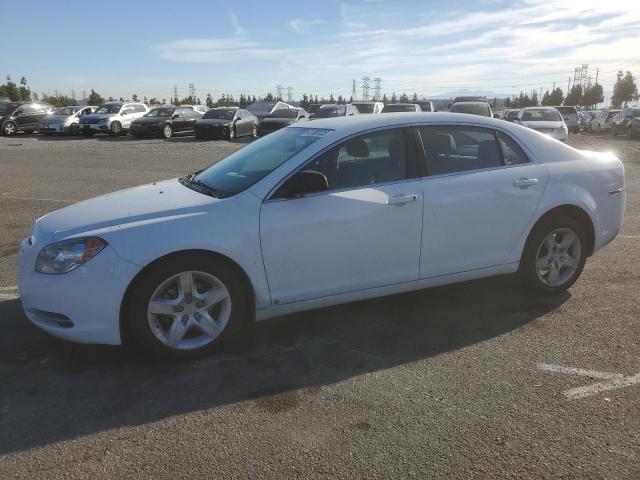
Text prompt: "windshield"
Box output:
[[192, 127, 331, 197], [451, 103, 491, 116], [383, 104, 416, 113], [95, 104, 122, 114], [522, 109, 561, 121], [53, 106, 79, 116], [146, 108, 175, 117], [313, 106, 346, 117], [353, 103, 374, 114], [203, 109, 235, 120], [267, 109, 297, 119]]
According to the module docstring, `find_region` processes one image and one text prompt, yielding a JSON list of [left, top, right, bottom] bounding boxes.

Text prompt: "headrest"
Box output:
[[477, 140, 502, 166], [432, 133, 456, 154], [346, 138, 369, 158]]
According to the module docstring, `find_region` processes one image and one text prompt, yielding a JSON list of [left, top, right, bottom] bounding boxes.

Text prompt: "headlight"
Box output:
[[36, 237, 107, 274], [99, 117, 110, 123]]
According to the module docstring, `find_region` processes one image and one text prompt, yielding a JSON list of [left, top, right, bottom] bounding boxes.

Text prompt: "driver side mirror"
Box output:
[[172, 114, 180, 119], [493, 113, 500, 118], [275, 170, 329, 198]]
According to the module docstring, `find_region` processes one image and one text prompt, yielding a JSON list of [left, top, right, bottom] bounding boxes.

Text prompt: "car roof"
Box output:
[[452, 101, 489, 106]]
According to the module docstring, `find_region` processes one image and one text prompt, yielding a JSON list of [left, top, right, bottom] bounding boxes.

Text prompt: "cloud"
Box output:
[[155, 38, 284, 62], [289, 18, 324, 33], [229, 11, 246, 36]]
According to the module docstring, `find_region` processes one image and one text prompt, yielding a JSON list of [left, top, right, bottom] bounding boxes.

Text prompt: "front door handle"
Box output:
[[386, 194, 418, 205], [513, 177, 539, 188]]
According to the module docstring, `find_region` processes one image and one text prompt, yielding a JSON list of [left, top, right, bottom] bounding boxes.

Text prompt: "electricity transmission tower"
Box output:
[[361, 76, 370, 101], [351, 79, 357, 101], [286, 86, 293, 103], [276, 84, 284, 100], [373, 78, 381, 101]]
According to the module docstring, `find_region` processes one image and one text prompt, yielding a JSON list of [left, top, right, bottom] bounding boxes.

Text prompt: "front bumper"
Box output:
[[19, 240, 140, 345], [38, 123, 69, 133]]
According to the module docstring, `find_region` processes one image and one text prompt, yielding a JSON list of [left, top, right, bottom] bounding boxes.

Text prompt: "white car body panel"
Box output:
[[19, 113, 625, 345]]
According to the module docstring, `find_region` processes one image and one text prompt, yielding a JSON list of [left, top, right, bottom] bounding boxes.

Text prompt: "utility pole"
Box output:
[[188, 83, 195, 101], [361, 76, 370, 101], [595, 68, 599, 85], [71, 90, 76, 101], [82, 90, 86, 102], [286, 86, 293, 103], [351, 79, 357, 101], [373, 78, 381, 101], [173, 85, 178, 105], [567, 77, 571, 94]]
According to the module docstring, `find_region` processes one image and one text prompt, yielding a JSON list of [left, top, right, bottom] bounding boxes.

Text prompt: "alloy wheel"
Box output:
[[535, 228, 582, 287], [147, 271, 231, 350], [163, 125, 173, 139], [3, 122, 16, 135]]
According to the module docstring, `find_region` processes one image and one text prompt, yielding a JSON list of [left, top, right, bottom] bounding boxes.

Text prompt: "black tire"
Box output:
[[126, 253, 251, 359], [228, 126, 235, 140], [2, 121, 17, 136], [70, 123, 80, 135], [520, 215, 588, 295], [163, 124, 173, 139], [110, 121, 122, 136]]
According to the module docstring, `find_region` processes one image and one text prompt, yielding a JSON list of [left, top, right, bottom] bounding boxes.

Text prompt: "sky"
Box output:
[[2, 0, 639, 103]]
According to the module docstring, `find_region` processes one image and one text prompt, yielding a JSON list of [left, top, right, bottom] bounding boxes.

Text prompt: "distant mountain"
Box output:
[[426, 89, 501, 100]]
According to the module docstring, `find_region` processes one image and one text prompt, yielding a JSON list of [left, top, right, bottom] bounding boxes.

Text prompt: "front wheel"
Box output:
[[3, 121, 17, 136], [251, 124, 258, 138], [110, 121, 122, 136], [520, 216, 587, 295], [228, 126, 235, 140], [127, 254, 250, 358], [69, 123, 80, 135], [163, 124, 173, 139]]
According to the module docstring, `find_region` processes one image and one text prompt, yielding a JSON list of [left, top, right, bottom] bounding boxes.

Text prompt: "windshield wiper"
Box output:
[[179, 172, 218, 198]]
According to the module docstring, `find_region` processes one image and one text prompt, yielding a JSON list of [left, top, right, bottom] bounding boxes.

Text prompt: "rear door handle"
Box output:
[[513, 177, 539, 188], [386, 194, 418, 205]]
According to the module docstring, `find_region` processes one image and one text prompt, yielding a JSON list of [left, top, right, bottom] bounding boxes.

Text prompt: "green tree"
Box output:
[[611, 70, 637, 108], [412, 93, 418, 103], [564, 85, 582, 106], [382, 94, 388, 104], [88, 89, 104, 105], [329, 94, 335, 103], [205, 93, 214, 109], [581, 83, 603, 108], [264, 92, 274, 102], [148, 97, 159, 105], [390, 92, 397, 103], [399, 93, 409, 103]]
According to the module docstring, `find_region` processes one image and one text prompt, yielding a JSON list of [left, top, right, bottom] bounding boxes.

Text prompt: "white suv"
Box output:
[[79, 102, 149, 136]]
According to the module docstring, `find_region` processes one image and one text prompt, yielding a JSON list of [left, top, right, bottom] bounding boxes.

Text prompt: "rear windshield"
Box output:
[[555, 107, 578, 115], [267, 109, 298, 119], [451, 103, 491, 116], [382, 104, 416, 113], [203, 109, 235, 120], [95, 104, 122, 114], [522, 109, 562, 121], [313, 106, 346, 117], [353, 103, 374, 113]]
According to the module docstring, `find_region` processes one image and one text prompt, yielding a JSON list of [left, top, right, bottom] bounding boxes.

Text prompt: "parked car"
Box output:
[[505, 109, 521, 122], [450, 101, 492, 117], [19, 113, 625, 357], [628, 117, 640, 139], [554, 106, 579, 133], [310, 104, 359, 118], [246, 101, 293, 121], [194, 107, 257, 140], [589, 109, 620, 134], [517, 107, 568, 141], [79, 102, 149, 136], [612, 107, 640, 136], [1, 102, 54, 135], [38, 105, 96, 135], [257, 108, 308, 136], [416, 101, 435, 112], [129, 106, 201, 139], [381, 103, 422, 113], [181, 104, 208, 115], [579, 111, 596, 131], [352, 102, 384, 114]]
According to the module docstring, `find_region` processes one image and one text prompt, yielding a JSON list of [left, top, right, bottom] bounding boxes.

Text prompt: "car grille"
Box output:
[[533, 127, 554, 133]]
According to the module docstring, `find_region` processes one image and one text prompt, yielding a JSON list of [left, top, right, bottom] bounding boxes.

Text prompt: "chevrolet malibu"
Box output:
[[19, 113, 625, 358]]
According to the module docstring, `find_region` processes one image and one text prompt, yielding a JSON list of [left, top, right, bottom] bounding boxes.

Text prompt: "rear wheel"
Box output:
[[110, 121, 122, 136], [3, 121, 17, 136], [163, 124, 173, 139], [127, 254, 250, 358], [520, 216, 587, 295]]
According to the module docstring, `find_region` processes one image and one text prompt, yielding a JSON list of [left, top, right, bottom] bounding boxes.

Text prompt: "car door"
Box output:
[[260, 128, 424, 304], [14, 105, 34, 129], [417, 125, 549, 278]]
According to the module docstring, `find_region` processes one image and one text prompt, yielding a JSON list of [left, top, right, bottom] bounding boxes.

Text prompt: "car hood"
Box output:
[[195, 119, 230, 126], [520, 120, 563, 128], [32, 178, 217, 244]]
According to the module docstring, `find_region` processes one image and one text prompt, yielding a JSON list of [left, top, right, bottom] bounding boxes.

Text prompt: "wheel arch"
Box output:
[[119, 249, 256, 346], [523, 204, 596, 260]]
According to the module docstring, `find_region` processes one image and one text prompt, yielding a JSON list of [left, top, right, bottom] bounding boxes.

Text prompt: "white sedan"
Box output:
[[19, 113, 625, 357], [517, 107, 568, 141]]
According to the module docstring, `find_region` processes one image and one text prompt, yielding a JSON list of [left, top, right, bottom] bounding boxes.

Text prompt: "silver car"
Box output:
[[39, 105, 96, 135]]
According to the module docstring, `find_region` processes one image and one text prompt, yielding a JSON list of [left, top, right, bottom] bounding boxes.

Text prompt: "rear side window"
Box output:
[[496, 131, 528, 165], [418, 126, 503, 175]]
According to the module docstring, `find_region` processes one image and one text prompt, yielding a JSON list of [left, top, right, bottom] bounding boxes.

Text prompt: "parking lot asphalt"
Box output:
[[0, 132, 639, 479]]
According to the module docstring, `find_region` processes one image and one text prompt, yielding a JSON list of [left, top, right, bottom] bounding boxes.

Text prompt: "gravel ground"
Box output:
[[0, 131, 639, 479]]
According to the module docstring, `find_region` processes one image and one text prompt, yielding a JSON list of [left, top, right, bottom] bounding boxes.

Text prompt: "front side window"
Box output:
[[95, 104, 122, 114], [419, 126, 504, 175], [192, 127, 331, 197], [299, 128, 414, 191], [203, 109, 236, 120]]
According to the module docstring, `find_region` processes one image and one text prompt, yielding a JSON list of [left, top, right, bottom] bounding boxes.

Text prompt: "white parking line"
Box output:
[[0, 194, 74, 204], [0, 286, 19, 301], [618, 235, 640, 239], [538, 363, 640, 400]]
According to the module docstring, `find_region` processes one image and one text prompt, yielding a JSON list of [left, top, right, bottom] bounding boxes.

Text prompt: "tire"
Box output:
[[3, 121, 17, 136], [126, 253, 251, 359], [228, 126, 235, 140], [163, 124, 173, 139], [251, 124, 258, 138], [110, 121, 122, 136], [69, 123, 80, 135], [520, 215, 588, 295]]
